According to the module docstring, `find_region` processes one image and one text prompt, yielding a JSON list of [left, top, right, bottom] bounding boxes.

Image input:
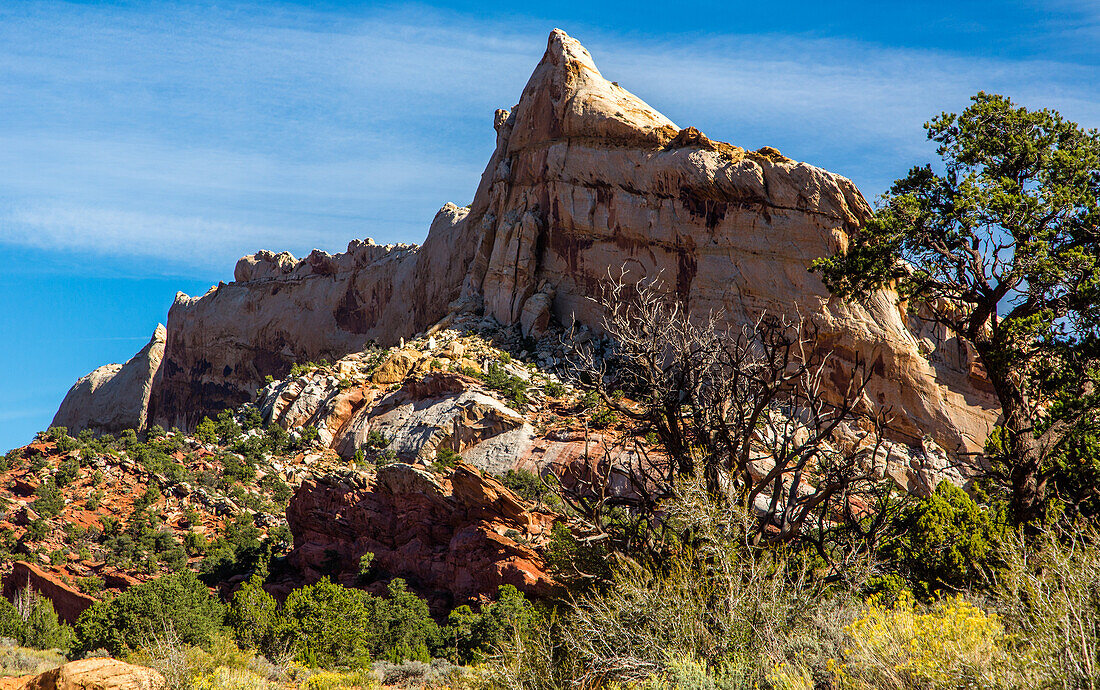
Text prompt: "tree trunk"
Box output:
[[1008, 447, 1044, 525], [978, 340, 1047, 525]]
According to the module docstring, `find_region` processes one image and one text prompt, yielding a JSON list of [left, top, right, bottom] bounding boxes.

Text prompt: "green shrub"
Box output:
[[54, 456, 80, 487], [194, 417, 219, 445], [483, 362, 528, 408], [17, 589, 73, 650], [289, 360, 329, 377], [262, 424, 291, 455], [194, 411, 244, 446], [47, 426, 79, 454], [199, 518, 266, 584], [364, 431, 390, 450], [2, 447, 24, 471], [117, 428, 139, 450], [273, 577, 377, 668], [32, 481, 65, 518], [227, 573, 278, 652], [297, 425, 320, 448], [501, 469, 545, 504], [374, 578, 442, 663], [24, 519, 49, 542], [446, 585, 534, 664], [434, 447, 460, 470], [132, 484, 162, 513], [73, 570, 225, 656], [76, 576, 105, 597], [0, 597, 23, 641], [590, 406, 618, 429], [240, 406, 265, 431], [221, 452, 257, 484], [85, 490, 103, 511], [357, 553, 375, 583], [0, 589, 74, 651], [883, 481, 1005, 599], [215, 411, 243, 444]]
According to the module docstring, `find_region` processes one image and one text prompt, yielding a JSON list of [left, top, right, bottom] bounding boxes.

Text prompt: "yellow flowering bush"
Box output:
[[300, 669, 381, 690], [191, 667, 276, 690], [836, 592, 1010, 689], [765, 661, 813, 690]]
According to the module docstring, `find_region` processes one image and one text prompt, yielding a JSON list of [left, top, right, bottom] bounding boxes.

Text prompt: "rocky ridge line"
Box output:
[[52, 28, 999, 461]]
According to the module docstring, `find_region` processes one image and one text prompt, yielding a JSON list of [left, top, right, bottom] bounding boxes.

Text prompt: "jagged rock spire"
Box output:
[[506, 29, 678, 152]]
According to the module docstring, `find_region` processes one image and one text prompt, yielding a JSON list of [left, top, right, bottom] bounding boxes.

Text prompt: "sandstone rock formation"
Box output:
[[0, 659, 164, 690], [2, 561, 96, 623], [251, 330, 647, 480], [51, 325, 165, 435], [56, 29, 998, 458], [280, 462, 559, 611], [148, 210, 482, 431]]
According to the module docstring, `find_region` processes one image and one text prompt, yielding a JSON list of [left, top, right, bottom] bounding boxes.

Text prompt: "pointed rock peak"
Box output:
[[505, 29, 679, 151], [544, 28, 599, 74]]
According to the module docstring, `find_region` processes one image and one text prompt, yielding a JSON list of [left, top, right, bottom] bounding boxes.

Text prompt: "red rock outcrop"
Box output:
[[281, 462, 560, 611], [2, 562, 96, 624], [0, 659, 164, 690], [56, 29, 998, 457]]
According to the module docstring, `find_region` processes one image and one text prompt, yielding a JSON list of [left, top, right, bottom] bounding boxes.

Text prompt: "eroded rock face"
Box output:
[[57, 29, 998, 457], [281, 462, 559, 611], [0, 659, 164, 690], [451, 30, 997, 454], [51, 325, 165, 435], [2, 561, 96, 623]]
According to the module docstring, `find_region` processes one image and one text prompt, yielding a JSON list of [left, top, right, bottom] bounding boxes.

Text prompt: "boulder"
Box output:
[[370, 349, 423, 385], [0, 658, 164, 690]]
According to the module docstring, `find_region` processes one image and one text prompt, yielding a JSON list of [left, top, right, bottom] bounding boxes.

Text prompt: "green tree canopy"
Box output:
[[73, 570, 225, 656], [273, 577, 378, 668], [813, 92, 1100, 524]]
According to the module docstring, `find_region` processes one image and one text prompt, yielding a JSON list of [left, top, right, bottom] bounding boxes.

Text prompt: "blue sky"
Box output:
[[2, 0, 1099, 452]]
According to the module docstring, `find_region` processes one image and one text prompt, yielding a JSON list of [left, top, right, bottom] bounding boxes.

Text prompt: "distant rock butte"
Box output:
[[51, 325, 164, 435], [54, 29, 998, 456]]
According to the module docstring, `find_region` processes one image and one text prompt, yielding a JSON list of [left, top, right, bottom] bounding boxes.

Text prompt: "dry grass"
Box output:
[[0, 639, 65, 678]]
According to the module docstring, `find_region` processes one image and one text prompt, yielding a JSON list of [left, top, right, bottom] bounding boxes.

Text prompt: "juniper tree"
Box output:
[[812, 92, 1100, 524]]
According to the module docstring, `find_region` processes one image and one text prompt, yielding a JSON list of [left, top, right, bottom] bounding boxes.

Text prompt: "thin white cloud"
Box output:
[[5, 206, 299, 261], [0, 2, 1097, 272]]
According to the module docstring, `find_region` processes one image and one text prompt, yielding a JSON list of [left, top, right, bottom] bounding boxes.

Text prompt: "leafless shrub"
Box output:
[[992, 528, 1100, 687], [131, 622, 191, 690], [481, 470, 865, 690], [561, 269, 904, 577]]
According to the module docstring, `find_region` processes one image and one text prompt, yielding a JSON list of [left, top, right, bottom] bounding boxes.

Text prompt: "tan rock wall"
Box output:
[[57, 29, 998, 457]]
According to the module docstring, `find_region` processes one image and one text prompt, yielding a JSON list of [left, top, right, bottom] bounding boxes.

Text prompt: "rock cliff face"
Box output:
[[51, 325, 165, 435], [149, 214, 480, 430], [56, 29, 998, 455], [2, 561, 96, 623], [280, 462, 559, 611]]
